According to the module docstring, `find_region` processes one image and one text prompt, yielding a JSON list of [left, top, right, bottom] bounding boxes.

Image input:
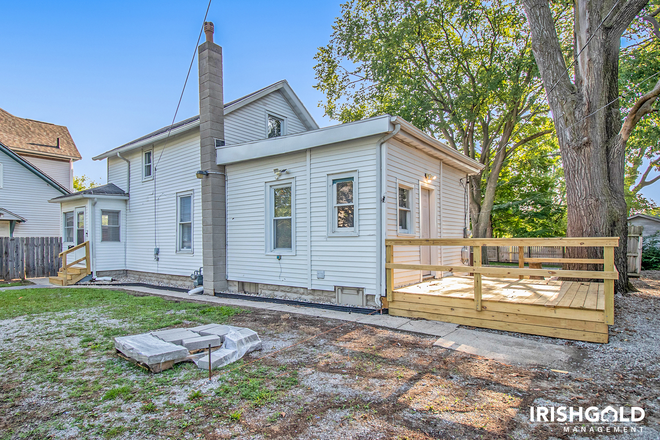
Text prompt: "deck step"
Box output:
[[48, 276, 64, 286]]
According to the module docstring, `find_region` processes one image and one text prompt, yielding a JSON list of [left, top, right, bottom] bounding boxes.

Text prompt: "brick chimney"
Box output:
[[198, 21, 227, 294]]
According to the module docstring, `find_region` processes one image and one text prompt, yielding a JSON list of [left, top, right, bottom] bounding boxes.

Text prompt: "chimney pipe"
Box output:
[[204, 22, 214, 43]]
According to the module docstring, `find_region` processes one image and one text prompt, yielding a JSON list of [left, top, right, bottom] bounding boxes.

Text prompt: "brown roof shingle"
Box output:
[[0, 108, 81, 161]]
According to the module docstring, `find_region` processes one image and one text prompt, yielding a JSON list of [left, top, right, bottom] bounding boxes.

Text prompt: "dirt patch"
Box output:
[[1, 284, 658, 439]]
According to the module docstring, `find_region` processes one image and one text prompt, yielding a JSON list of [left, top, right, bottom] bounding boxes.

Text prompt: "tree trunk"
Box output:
[[522, 0, 643, 292]]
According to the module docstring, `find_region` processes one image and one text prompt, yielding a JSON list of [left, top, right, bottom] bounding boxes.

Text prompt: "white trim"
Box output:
[[418, 181, 438, 277], [0, 162, 3, 189], [327, 171, 359, 237], [63, 211, 74, 244], [100, 209, 121, 242], [142, 149, 153, 181], [176, 190, 194, 253], [306, 149, 312, 289], [265, 178, 296, 256], [396, 180, 414, 236], [265, 110, 287, 138]]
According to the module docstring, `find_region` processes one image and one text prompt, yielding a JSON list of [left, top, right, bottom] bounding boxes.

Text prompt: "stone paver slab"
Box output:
[[114, 334, 188, 367], [151, 329, 201, 345], [181, 335, 222, 351]]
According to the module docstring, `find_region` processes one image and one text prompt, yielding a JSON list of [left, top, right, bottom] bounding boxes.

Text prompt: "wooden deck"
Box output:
[[389, 276, 609, 343]]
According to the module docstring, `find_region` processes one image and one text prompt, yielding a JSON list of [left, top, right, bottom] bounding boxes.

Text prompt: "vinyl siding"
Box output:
[[386, 139, 466, 288], [19, 155, 72, 191], [0, 149, 65, 237], [92, 199, 127, 271], [226, 138, 380, 297]]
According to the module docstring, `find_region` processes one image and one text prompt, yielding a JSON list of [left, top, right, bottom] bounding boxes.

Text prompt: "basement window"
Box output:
[[177, 192, 193, 252], [143, 150, 153, 180], [101, 210, 120, 242]]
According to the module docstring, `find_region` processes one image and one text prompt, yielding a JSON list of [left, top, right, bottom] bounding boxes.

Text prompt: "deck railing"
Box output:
[[60, 241, 91, 283], [385, 237, 619, 324]]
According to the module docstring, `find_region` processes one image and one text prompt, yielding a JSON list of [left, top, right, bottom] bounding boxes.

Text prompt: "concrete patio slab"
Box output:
[[114, 334, 188, 369], [396, 320, 458, 337], [196, 348, 239, 370], [181, 335, 222, 351], [151, 329, 201, 345], [433, 328, 578, 368]]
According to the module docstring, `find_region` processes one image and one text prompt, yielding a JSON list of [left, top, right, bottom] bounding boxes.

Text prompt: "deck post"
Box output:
[[386, 244, 393, 302], [62, 250, 68, 287], [518, 246, 525, 280], [604, 246, 615, 325], [473, 246, 482, 311]]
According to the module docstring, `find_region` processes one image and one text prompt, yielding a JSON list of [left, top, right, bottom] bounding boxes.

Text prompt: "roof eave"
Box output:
[[49, 193, 129, 203]]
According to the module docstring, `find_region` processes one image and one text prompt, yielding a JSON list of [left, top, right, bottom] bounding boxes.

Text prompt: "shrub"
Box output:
[[642, 232, 660, 270]]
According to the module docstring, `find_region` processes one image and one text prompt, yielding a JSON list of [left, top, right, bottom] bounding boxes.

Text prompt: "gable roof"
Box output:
[[628, 213, 660, 223], [92, 80, 318, 161], [49, 183, 128, 203], [0, 142, 70, 195], [0, 108, 81, 161]]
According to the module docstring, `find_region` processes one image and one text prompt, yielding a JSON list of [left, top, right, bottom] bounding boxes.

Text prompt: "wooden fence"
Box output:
[[0, 237, 62, 281], [627, 225, 643, 277]]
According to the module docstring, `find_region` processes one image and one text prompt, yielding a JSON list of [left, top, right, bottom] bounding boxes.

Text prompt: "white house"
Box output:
[[49, 22, 483, 307], [0, 142, 70, 237], [0, 108, 80, 237]]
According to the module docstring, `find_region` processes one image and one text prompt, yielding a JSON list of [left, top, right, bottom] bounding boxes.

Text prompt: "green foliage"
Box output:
[[102, 385, 133, 401], [620, 6, 660, 215], [214, 363, 299, 407], [491, 138, 566, 237], [73, 175, 99, 192], [314, 0, 555, 236], [642, 232, 660, 270]]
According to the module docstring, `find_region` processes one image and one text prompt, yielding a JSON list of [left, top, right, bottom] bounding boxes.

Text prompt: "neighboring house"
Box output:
[[0, 108, 80, 191], [628, 214, 660, 238], [50, 24, 483, 306], [0, 142, 70, 237]]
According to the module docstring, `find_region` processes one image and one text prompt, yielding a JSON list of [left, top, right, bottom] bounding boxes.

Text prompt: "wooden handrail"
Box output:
[[59, 241, 88, 257], [385, 237, 620, 247], [385, 237, 618, 326]]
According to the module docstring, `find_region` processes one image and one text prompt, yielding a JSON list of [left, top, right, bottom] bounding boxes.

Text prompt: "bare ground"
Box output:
[[1, 276, 659, 439]]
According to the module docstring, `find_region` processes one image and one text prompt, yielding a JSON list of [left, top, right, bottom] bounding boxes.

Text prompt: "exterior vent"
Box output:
[[335, 286, 365, 306], [215, 139, 226, 148]]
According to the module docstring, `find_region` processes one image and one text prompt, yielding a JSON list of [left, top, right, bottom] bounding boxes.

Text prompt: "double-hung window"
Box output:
[[398, 184, 412, 234], [101, 210, 120, 242], [177, 192, 193, 252], [267, 114, 285, 138], [267, 182, 294, 254], [63, 212, 74, 242], [328, 172, 358, 236], [143, 150, 153, 180]]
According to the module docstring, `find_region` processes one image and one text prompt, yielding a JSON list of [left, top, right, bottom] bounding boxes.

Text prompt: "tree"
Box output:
[[620, 26, 660, 214], [314, 0, 553, 241], [73, 175, 98, 192], [521, 0, 657, 291], [491, 137, 567, 237]]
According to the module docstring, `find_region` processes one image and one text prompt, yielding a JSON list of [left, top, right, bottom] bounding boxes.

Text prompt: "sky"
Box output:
[[2, 0, 659, 204]]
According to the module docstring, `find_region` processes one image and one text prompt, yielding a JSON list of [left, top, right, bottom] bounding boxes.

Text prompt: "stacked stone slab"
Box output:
[[114, 323, 262, 373]]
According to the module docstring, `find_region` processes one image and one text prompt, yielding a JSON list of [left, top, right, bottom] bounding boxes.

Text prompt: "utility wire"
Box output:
[[154, 0, 213, 253]]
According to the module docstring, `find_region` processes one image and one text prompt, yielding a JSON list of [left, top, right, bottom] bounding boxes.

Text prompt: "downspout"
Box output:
[[91, 198, 97, 276], [376, 117, 401, 308], [116, 152, 130, 196]]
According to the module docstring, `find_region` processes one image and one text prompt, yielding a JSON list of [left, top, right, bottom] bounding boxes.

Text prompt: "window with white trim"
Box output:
[[398, 184, 412, 234], [268, 182, 293, 252], [63, 211, 74, 242], [328, 172, 358, 236], [177, 192, 193, 252], [101, 210, 120, 242], [267, 114, 285, 138], [143, 150, 153, 180]]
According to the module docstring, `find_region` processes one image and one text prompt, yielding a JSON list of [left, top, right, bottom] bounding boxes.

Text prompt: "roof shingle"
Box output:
[[0, 108, 81, 161]]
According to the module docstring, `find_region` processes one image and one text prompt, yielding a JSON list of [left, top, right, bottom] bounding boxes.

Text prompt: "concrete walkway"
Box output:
[[4, 278, 580, 369]]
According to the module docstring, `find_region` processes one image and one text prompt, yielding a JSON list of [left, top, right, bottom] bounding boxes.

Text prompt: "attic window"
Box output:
[[267, 115, 284, 138]]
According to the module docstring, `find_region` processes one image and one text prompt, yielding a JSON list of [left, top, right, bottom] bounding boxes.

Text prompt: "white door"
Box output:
[[72, 207, 87, 264], [421, 188, 432, 277]]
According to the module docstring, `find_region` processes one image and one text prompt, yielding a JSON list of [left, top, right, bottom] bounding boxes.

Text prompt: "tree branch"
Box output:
[[621, 78, 660, 142], [505, 129, 554, 157]]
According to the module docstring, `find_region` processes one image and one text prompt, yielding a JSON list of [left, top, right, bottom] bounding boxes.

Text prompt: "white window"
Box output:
[[266, 181, 295, 254], [267, 114, 285, 138], [63, 212, 74, 242], [101, 210, 120, 242], [143, 150, 153, 180], [327, 172, 358, 236], [177, 192, 193, 252], [398, 184, 413, 234]]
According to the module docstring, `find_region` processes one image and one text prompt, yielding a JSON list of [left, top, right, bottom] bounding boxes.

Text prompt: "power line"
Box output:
[[544, 0, 622, 98]]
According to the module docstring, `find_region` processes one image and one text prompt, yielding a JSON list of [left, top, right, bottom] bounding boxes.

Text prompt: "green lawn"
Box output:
[[0, 280, 33, 288]]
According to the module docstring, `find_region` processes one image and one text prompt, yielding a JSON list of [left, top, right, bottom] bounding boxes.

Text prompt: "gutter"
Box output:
[[375, 118, 401, 308]]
